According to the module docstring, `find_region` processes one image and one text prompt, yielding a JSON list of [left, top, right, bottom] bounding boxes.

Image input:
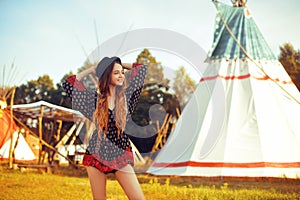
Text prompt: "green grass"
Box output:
[[1, 163, 300, 200]]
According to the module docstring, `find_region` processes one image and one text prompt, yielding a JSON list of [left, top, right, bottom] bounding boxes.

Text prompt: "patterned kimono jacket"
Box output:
[[63, 64, 148, 173]]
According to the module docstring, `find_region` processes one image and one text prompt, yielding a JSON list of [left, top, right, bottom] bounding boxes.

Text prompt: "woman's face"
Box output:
[[110, 62, 125, 87]]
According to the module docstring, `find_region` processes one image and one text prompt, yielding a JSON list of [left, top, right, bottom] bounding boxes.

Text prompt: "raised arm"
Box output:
[[125, 63, 148, 116], [62, 75, 97, 121]]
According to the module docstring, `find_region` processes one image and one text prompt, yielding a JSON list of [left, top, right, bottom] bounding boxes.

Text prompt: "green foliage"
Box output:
[[129, 49, 180, 140], [14, 72, 74, 107], [173, 66, 197, 108], [279, 43, 300, 91], [136, 48, 166, 86], [15, 74, 54, 104]]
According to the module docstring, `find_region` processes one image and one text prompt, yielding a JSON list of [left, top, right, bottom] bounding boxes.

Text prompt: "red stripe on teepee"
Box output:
[[152, 161, 300, 168], [200, 74, 293, 84], [200, 74, 250, 81], [220, 74, 250, 80], [200, 75, 219, 81], [252, 75, 294, 84], [252, 75, 269, 80]]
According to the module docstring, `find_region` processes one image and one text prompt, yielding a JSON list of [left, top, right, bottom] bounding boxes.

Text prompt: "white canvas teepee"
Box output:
[[0, 105, 36, 162], [0, 131, 36, 162], [147, 1, 300, 178]]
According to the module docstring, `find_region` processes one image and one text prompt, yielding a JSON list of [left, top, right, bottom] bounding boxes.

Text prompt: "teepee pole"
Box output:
[[231, 0, 247, 7], [38, 105, 44, 164], [8, 87, 16, 169]]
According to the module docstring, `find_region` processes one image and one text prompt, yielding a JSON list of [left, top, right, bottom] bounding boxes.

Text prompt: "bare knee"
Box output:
[[115, 165, 145, 200]]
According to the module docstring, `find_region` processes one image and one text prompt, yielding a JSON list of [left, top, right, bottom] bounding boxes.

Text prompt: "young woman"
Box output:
[[63, 56, 148, 200]]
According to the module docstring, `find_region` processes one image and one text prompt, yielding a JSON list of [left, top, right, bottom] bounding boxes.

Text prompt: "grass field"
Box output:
[[1, 163, 300, 200]]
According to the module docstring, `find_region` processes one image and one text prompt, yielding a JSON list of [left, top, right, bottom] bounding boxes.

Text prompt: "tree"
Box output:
[[136, 48, 169, 86], [127, 49, 181, 153], [132, 49, 181, 125], [15, 74, 55, 104], [173, 66, 197, 108], [50, 71, 74, 108], [279, 43, 300, 91]]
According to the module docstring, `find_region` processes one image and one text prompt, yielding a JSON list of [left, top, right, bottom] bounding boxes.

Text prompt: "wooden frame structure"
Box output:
[[12, 100, 87, 167]]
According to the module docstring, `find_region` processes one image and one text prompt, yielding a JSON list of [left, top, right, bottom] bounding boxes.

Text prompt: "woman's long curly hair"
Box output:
[[93, 60, 127, 138]]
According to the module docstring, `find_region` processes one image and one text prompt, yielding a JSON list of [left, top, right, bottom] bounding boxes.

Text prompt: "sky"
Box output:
[[1, 0, 300, 86]]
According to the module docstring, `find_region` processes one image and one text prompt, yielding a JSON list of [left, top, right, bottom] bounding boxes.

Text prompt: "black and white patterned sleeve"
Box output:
[[62, 75, 96, 121], [125, 64, 148, 115]]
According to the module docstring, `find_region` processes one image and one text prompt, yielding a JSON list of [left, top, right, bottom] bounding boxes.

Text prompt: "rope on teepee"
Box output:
[[214, 3, 300, 104]]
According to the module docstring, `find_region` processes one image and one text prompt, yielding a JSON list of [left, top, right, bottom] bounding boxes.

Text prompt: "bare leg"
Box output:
[[86, 166, 107, 200], [115, 165, 145, 200]]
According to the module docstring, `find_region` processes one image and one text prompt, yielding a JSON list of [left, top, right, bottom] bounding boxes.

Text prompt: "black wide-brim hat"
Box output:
[[96, 56, 122, 79]]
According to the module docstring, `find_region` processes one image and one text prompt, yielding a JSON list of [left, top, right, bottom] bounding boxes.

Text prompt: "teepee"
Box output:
[[147, 1, 300, 178], [0, 130, 36, 162], [0, 63, 36, 163], [0, 109, 36, 162]]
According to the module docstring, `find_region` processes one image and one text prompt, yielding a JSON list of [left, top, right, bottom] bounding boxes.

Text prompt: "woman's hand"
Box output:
[[122, 63, 132, 70]]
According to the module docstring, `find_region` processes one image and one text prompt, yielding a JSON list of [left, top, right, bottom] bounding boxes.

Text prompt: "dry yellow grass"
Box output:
[[1, 163, 300, 200]]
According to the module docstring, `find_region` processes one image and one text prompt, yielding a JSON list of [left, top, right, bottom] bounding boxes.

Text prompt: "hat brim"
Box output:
[[96, 56, 122, 79]]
